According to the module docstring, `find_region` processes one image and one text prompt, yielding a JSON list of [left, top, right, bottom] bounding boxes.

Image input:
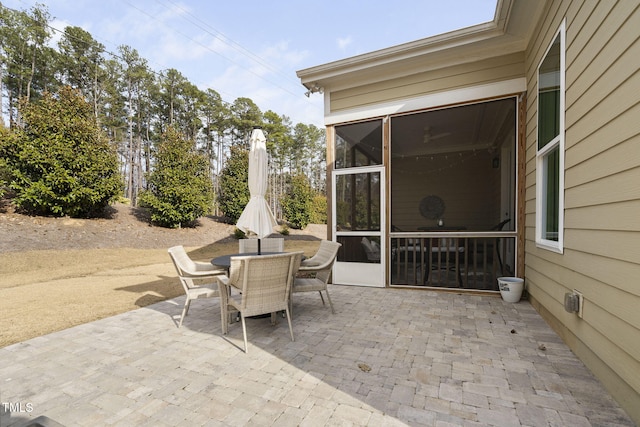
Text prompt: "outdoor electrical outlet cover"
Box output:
[[573, 289, 584, 318]]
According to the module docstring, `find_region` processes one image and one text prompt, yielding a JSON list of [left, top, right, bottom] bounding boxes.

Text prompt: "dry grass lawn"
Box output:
[[0, 202, 325, 347], [0, 241, 321, 348]]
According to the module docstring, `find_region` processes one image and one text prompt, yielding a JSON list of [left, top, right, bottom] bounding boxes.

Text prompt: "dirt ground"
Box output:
[[0, 201, 327, 347]]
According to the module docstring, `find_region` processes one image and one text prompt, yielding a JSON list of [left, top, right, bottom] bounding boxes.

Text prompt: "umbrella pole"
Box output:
[[258, 238, 261, 255]]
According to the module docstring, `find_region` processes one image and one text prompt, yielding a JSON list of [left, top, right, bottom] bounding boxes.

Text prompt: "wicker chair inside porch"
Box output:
[[168, 245, 226, 328], [216, 251, 303, 353], [293, 240, 342, 314], [360, 237, 381, 262]]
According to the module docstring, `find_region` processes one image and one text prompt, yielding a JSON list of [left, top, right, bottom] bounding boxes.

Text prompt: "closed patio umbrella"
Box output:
[[236, 127, 277, 254]]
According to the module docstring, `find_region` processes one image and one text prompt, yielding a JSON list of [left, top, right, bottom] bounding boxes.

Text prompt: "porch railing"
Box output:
[[390, 232, 516, 290]]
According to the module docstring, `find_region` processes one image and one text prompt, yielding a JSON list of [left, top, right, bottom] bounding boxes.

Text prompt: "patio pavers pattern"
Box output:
[[1, 286, 635, 426]]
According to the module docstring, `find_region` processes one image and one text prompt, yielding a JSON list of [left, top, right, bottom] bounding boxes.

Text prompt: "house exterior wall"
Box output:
[[523, 0, 640, 421], [303, 0, 639, 421], [330, 52, 524, 113]]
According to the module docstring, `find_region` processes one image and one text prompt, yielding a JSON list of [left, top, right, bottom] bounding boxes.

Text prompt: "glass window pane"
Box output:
[[335, 172, 381, 231], [538, 34, 561, 149], [537, 24, 564, 249], [542, 147, 560, 241], [335, 120, 383, 169]]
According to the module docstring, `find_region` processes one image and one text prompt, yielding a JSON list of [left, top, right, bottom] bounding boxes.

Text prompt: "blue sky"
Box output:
[[5, 0, 497, 127]]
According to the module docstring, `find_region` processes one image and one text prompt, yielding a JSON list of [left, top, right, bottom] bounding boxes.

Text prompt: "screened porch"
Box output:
[[332, 97, 519, 291]]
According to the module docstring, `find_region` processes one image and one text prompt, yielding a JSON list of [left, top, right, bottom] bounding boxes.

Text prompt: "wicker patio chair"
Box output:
[[360, 237, 381, 262], [168, 245, 226, 328], [216, 251, 303, 353], [293, 240, 341, 314]]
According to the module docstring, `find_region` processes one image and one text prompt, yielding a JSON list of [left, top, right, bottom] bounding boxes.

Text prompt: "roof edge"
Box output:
[[297, 0, 523, 88]]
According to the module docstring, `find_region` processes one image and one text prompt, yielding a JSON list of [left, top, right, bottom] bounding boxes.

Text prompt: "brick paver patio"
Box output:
[[0, 285, 634, 426]]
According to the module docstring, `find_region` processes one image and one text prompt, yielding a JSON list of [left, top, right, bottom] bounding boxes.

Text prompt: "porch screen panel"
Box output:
[[389, 98, 517, 232], [335, 172, 381, 232], [335, 120, 383, 169], [335, 171, 381, 264]]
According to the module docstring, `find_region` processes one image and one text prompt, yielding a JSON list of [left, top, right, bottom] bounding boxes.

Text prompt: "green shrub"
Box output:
[[0, 127, 14, 199], [218, 146, 249, 223], [1, 87, 121, 217], [281, 173, 313, 229], [234, 228, 246, 239], [139, 126, 213, 228], [310, 193, 327, 224]]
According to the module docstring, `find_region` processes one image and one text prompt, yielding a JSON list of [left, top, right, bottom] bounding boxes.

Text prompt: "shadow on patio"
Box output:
[[0, 286, 633, 426]]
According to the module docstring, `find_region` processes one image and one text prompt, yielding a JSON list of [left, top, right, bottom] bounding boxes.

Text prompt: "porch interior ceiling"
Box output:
[[391, 99, 516, 157], [337, 98, 515, 161]]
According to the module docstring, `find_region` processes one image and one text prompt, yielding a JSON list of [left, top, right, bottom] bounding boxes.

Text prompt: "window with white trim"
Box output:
[[536, 22, 565, 252]]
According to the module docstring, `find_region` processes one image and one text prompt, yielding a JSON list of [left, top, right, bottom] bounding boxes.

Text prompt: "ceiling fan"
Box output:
[[423, 126, 451, 144]]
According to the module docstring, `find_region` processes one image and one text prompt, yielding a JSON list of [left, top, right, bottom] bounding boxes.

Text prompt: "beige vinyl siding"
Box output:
[[524, 0, 640, 420], [566, 199, 640, 231], [566, 166, 640, 209], [329, 52, 524, 112]]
